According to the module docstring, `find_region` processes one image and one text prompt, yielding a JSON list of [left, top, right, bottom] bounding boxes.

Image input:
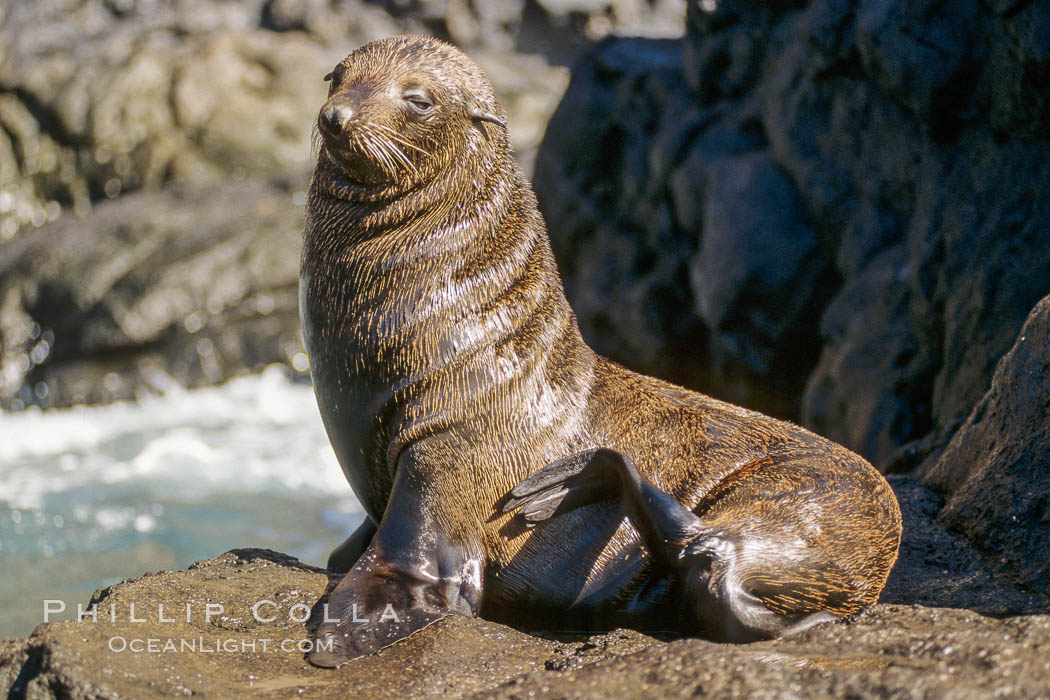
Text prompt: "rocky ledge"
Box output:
[[3, 474, 1049, 699]]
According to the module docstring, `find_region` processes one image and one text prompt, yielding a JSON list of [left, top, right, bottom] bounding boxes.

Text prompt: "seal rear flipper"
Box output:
[[696, 575, 840, 643]]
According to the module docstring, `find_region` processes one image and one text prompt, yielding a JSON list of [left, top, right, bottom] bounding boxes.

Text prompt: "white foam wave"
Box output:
[[0, 366, 352, 511]]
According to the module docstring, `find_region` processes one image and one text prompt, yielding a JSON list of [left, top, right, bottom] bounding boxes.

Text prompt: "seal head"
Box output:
[[314, 35, 506, 199]]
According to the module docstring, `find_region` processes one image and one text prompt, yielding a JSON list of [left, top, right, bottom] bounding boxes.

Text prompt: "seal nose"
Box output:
[[319, 102, 354, 135]]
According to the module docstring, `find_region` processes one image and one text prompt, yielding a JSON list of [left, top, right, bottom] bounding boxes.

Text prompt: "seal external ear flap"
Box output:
[[470, 104, 506, 128]]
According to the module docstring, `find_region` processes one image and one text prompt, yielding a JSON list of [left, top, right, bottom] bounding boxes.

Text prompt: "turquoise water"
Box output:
[[0, 367, 363, 638]]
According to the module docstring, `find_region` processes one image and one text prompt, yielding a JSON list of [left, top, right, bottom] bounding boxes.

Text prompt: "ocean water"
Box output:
[[0, 366, 363, 639]]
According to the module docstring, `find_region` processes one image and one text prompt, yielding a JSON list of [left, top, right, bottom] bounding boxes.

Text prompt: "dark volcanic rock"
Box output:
[[534, 0, 1050, 461], [2, 533, 1049, 699], [917, 294, 1050, 596], [801, 245, 925, 465], [854, 0, 985, 132], [689, 150, 826, 387], [534, 38, 716, 403], [533, 0, 1050, 622], [977, 0, 1050, 141]]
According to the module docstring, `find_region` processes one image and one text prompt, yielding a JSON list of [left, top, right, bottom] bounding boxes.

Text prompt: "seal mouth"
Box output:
[[318, 117, 422, 187], [322, 143, 385, 186]]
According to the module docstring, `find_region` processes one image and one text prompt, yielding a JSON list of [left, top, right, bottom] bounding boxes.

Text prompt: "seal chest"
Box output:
[[300, 34, 902, 667]]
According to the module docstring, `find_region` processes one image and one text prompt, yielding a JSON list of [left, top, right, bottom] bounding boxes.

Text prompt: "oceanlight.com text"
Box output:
[[105, 636, 334, 654]]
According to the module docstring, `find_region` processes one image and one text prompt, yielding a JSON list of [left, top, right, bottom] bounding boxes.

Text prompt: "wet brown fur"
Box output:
[[300, 35, 902, 641]]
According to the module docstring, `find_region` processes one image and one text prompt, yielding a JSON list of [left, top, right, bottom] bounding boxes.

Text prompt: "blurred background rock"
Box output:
[[1, 0, 1049, 612], [0, 0, 683, 411]]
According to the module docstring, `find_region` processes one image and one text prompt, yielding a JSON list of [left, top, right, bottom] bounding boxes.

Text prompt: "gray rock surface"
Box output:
[[0, 0, 683, 238], [0, 0, 343, 231], [487, 606, 1050, 699], [880, 476, 1048, 616], [917, 294, 1050, 596]]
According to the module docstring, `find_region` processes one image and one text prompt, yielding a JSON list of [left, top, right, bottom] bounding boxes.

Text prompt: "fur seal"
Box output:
[[299, 35, 902, 667]]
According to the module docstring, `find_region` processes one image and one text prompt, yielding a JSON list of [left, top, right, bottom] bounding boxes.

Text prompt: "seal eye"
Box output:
[[403, 92, 433, 115]]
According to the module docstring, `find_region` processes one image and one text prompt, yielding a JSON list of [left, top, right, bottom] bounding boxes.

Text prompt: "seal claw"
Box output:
[[503, 449, 621, 522]]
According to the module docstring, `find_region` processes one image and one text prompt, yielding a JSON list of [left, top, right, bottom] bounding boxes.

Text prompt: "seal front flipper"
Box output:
[[310, 469, 483, 667]]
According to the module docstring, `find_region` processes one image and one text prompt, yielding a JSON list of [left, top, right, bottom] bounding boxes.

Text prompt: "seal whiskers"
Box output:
[[374, 122, 431, 158], [360, 123, 419, 179]]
